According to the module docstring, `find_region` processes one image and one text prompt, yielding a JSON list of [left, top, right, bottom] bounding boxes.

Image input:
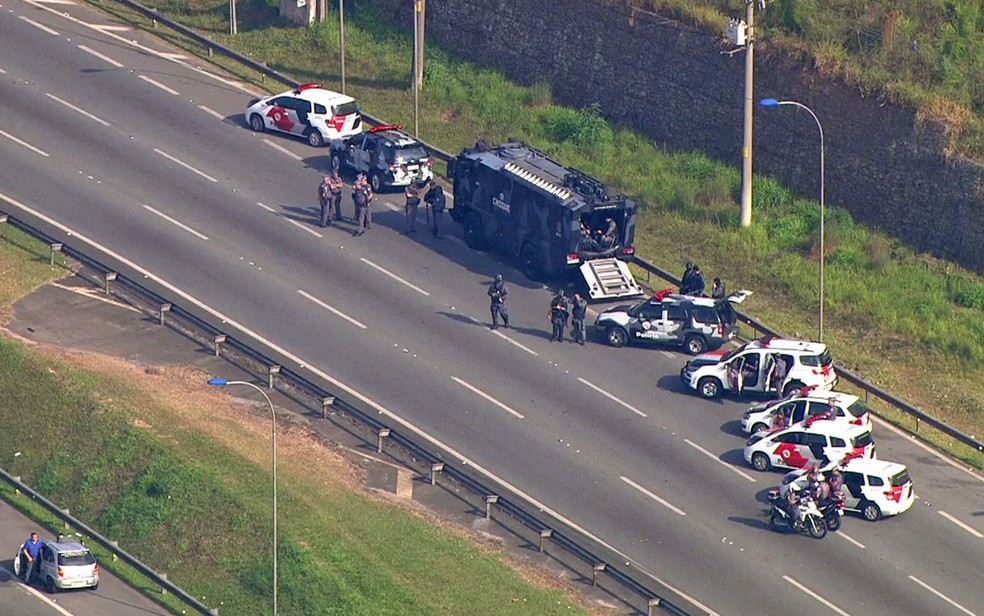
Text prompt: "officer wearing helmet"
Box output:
[[488, 273, 510, 329], [548, 288, 569, 342]]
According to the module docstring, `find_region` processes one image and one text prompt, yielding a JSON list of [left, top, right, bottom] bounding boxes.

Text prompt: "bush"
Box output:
[[540, 104, 612, 147], [954, 281, 984, 309]]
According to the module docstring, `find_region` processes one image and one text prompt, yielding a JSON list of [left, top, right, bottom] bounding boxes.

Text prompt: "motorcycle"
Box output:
[[767, 489, 827, 539], [817, 490, 845, 532]]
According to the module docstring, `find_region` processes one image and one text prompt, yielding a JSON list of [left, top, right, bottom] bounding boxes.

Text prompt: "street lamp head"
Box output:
[[760, 98, 779, 107], [207, 377, 228, 386]]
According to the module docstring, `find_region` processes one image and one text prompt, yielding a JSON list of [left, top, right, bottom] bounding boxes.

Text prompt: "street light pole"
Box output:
[[739, 0, 754, 227], [759, 98, 825, 342], [338, 0, 346, 94], [207, 378, 277, 616]]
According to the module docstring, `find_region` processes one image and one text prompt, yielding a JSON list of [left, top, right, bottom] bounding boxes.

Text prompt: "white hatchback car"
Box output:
[[743, 417, 875, 472], [13, 535, 99, 592], [681, 336, 837, 399], [779, 456, 915, 521], [741, 390, 872, 435], [245, 83, 363, 147]]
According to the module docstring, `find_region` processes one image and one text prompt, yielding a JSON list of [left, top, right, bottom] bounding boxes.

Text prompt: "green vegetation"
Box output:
[[0, 229, 593, 615], [88, 0, 983, 467], [636, 0, 984, 157]]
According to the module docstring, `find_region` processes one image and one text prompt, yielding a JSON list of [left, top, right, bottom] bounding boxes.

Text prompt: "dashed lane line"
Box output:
[[0, 188, 720, 616], [297, 290, 366, 329], [0, 130, 49, 158], [286, 218, 322, 237], [683, 438, 756, 482], [908, 575, 977, 616], [360, 258, 430, 296], [198, 105, 226, 121], [835, 531, 865, 549], [255, 201, 276, 213], [153, 148, 217, 183], [263, 139, 304, 161], [620, 476, 686, 516], [452, 377, 525, 419], [77, 44, 123, 68], [45, 93, 109, 126], [783, 576, 851, 616], [138, 74, 180, 96], [938, 511, 983, 538], [577, 377, 647, 417], [18, 15, 59, 35], [142, 205, 208, 240]]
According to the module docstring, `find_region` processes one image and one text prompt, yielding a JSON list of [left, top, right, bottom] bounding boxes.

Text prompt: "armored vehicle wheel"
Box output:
[[463, 214, 487, 250], [520, 243, 542, 281]]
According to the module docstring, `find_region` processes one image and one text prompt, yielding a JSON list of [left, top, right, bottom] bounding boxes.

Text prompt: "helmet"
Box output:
[[686, 261, 694, 270], [494, 273, 503, 283]]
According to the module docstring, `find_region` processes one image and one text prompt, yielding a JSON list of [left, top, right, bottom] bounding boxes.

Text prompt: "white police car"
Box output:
[[743, 416, 875, 472], [595, 288, 751, 354], [245, 83, 362, 147], [680, 336, 837, 399], [741, 390, 872, 435], [779, 455, 915, 521]]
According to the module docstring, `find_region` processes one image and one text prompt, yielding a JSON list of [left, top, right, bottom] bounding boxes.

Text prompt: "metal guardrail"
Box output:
[[630, 255, 984, 457], [0, 467, 216, 615], [0, 208, 694, 615]]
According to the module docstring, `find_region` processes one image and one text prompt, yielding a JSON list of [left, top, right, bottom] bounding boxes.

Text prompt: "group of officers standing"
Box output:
[[486, 274, 588, 345], [317, 171, 446, 238]]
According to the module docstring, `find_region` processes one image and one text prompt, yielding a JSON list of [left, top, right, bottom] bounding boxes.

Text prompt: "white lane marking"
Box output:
[[683, 438, 756, 482], [491, 328, 538, 356], [660, 350, 675, 358], [446, 235, 467, 247], [263, 139, 303, 161], [286, 218, 322, 237], [0, 68, 6, 74], [159, 52, 188, 61], [91, 23, 130, 31], [0, 130, 49, 157], [0, 189, 721, 616], [452, 377, 525, 419], [77, 44, 123, 68], [871, 416, 984, 483], [21, 582, 76, 615], [297, 290, 366, 329], [255, 201, 276, 213], [835, 531, 865, 549], [938, 511, 983, 538], [138, 74, 180, 96], [153, 148, 218, 183], [18, 15, 59, 35], [783, 576, 851, 616], [577, 377, 647, 417], [141, 205, 208, 240], [32, 0, 76, 4], [908, 575, 977, 616], [359, 258, 430, 296], [45, 93, 109, 126], [620, 476, 686, 516], [382, 201, 401, 212], [198, 104, 225, 120], [50, 281, 141, 313]]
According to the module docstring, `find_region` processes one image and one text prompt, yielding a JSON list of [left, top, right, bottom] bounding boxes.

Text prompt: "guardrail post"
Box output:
[[915, 416, 920, 432], [207, 46, 213, 57], [213, 334, 227, 357], [159, 572, 167, 595], [376, 428, 390, 453], [429, 462, 444, 485], [538, 528, 552, 553], [159, 303, 171, 326], [61, 508, 70, 529], [267, 365, 280, 389], [321, 396, 335, 419], [49, 243, 63, 267], [0, 213, 8, 238], [592, 562, 606, 586], [151, 18, 157, 28], [103, 272, 117, 295], [484, 494, 498, 519], [647, 597, 661, 615]]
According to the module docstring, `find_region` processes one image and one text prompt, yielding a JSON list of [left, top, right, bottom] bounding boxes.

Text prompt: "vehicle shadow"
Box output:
[[654, 373, 718, 400], [437, 310, 554, 342], [719, 419, 746, 438], [720, 448, 749, 468], [727, 515, 771, 531]]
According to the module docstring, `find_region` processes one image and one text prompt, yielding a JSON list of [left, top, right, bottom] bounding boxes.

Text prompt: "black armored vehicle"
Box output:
[[448, 141, 642, 299]]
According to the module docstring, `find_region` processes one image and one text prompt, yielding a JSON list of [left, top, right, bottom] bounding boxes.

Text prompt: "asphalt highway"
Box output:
[[0, 1, 982, 614]]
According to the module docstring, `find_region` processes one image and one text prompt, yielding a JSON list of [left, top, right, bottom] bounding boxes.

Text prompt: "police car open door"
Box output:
[[579, 258, 643, 300]]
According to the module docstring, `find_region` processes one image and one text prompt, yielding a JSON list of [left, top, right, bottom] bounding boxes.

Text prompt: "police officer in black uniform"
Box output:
[[425, 182, 446, 239], [548, 289, 569, 342], [404, 181, 422, 234], [328, 168, 344, 223], [570, 291, 587, 345], [353, 175, 369, 236], [488, 273, 509, 329], [318, 175, 332, 228]]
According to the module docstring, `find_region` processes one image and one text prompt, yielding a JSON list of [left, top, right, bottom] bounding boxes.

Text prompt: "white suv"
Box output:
[[680, 337, 837, 399], [741, 390, 872, 435], [779, 456, 915, 521], [743, 418, 874, 472], [245, 83, 363, 147]]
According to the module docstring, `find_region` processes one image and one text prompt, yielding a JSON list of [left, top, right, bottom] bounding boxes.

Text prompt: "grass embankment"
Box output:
[[0, 232, 595, 614], [85, 0, 984, 468]]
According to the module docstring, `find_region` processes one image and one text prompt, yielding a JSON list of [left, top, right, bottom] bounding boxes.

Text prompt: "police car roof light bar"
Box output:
[[370, 123, 403, 133], [295, 83, 323, 93]]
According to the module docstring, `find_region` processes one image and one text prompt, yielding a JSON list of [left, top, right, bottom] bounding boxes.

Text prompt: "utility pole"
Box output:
[[229, 0, 237, 35], [339, 0, 346, 94], [412, 0, 425, 136], [739, 0, 754, 227]]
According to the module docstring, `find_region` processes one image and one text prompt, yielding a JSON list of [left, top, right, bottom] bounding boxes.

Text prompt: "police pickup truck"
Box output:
[[448, 140, 643, 299], [329, 124, 434, 192]]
